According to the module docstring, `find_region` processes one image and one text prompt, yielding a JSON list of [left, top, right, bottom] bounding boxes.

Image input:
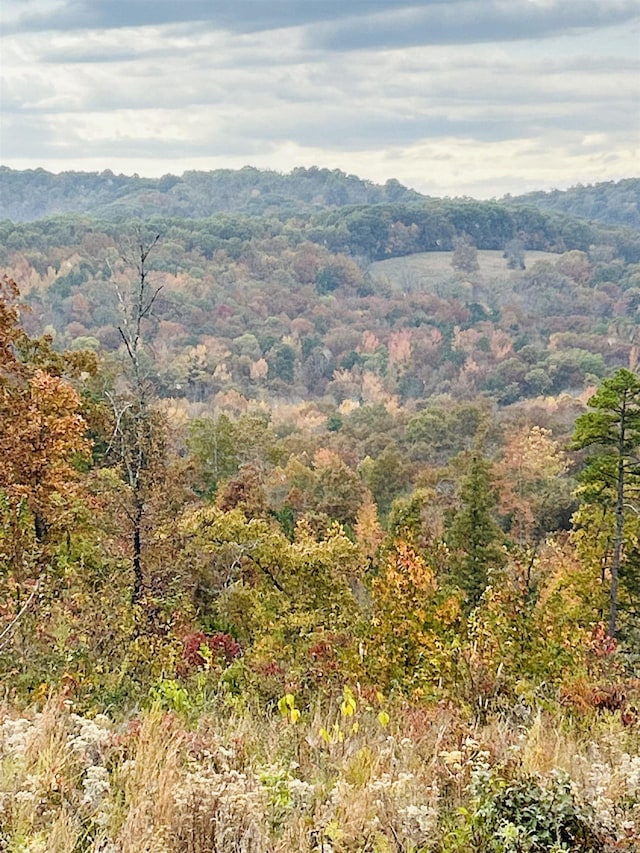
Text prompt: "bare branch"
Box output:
[[0, 579, 41, 649], [117, 325, 135, 363], [140, 285, 164, 323]]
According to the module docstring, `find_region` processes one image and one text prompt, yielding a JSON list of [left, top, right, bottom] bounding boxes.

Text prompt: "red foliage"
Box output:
[[304, 633, 352, 688], [591, 686, 626, 713], [178, 631, 242, 676], [591, 622, 617, 657], [560, 677, 639, 726], [254, 660, 286, 678], [249, 659, 288, 700], [308, 638, 336, 663]]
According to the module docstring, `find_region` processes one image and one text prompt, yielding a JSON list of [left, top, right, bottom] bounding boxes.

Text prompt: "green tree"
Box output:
[[175, 506, 362, 677], [451, 233, 480, 274], [572, 368, 640, 637], [268, 343, 295, 385], [447, 453, 505, 607], [360, 443, 408, 518], [188, 414, 239, 497]]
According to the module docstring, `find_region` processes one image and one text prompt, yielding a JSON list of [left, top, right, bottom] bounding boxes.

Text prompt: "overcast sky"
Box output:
[[1, 0, 638, 198]]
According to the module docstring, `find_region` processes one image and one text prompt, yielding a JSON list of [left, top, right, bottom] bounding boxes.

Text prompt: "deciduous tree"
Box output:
[[106, 233, 167, 605], [0, 277, 93, 649], [451, 233, 480, 274]]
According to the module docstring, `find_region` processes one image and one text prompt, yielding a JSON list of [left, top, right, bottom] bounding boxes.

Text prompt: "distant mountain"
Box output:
[[0, 165, 424, 222], [509, 179, 640, 230], [2, 167, 637, 234]]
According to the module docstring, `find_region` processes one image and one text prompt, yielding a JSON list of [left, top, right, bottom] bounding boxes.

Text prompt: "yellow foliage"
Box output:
[[369, 540, 458, 695]]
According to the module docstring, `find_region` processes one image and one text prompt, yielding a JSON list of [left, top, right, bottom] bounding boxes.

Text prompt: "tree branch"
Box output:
[[0, 579, 40, 649]]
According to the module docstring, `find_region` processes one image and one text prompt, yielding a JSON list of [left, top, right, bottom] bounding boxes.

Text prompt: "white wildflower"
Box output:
[[1, 717, 34, 757], [620, 753, 640, 795], [14, 789, 39, 805], [82, 765, 110, 808], [400, 802, 438, 840], [287, 777, 315, 808], [69, 715, 112, 762], [172, 765, 267, 852]]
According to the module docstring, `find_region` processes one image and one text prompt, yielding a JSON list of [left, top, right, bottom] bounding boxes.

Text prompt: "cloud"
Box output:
[[4, 0, 435, 34], [8, 0, 640, 49], [1, 2, 637, 197], [312, 0, 640, 50]]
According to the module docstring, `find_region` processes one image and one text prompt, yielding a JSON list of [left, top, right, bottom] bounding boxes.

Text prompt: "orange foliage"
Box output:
[[0, 278, 91, 532]]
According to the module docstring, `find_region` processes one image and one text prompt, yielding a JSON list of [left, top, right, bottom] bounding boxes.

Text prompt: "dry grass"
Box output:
[[0, 692, 638, 852], [369, 249, 558, 294]]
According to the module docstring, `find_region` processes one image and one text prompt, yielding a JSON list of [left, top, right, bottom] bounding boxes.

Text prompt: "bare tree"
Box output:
[[107, 231, 165, 605]]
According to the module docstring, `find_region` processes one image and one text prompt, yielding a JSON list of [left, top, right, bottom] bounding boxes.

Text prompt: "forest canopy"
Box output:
[[1, 170, 640, 851]]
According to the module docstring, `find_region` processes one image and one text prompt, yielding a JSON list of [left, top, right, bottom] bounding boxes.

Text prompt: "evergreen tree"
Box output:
[[572, 368, 640, 638], [447, 453, 505, 606]]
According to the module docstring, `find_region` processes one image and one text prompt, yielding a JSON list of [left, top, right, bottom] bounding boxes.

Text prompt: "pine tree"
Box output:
[[447, 454, 505, 607], [572, 368, 640, 638]]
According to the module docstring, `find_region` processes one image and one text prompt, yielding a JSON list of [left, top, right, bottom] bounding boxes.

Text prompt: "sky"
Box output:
[[1, 0, 639, 198]]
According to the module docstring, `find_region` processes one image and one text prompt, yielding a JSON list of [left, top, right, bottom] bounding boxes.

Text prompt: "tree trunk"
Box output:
[[611, 400, 627, 638], [133, 499, 143, 605]]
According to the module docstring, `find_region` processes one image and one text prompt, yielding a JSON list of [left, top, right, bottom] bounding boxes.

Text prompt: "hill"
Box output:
[[2, 166, 639, 231], [0, 165, 423, 222], [510, 178, 640, 230], [1, 169, 640, 851], [2, 211, 638, 409]]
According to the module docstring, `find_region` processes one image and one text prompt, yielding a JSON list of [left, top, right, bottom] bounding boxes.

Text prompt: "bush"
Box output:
[[461, 769, 607, 852]]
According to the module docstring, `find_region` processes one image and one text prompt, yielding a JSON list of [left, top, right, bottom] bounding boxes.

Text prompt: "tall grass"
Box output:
[[0, 692, 638, 851]]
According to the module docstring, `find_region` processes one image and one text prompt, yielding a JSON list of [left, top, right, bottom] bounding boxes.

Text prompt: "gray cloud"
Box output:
[[3, 39, 636, 159], [1, 1, 637, 197], [9, 0, 639, 50], [5, 1, 443, 34], [311, 1, 640, 50]]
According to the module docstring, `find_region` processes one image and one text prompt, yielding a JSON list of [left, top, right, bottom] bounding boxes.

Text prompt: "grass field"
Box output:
[[369, 250, 558, 294]]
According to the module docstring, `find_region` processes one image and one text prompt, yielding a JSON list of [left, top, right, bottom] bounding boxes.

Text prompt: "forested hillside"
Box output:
[[513, 178, 640, 231], [0, 166, 423, 222], [1, 197, 639, 411], [2, 166, 638, 229], [1, 173, 640, 850]]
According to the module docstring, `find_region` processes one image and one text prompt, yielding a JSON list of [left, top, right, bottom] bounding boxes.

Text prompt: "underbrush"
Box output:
[[0, 688, 639, 852]]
